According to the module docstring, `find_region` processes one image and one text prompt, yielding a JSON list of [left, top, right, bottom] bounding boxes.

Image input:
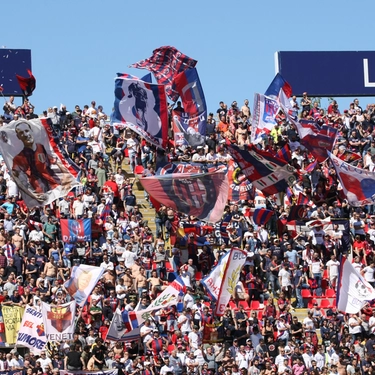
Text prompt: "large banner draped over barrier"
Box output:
[[113, 75, 168, 149], [202, 248, 247, 316], [42, 301, 76, 341], [140, 169, 229, 223], [337, 256, 375, 314], [130, 46, 197, 102], [60, 370, 118, 375], [16, 307, 46, 353], [0, 119, 80, 208], [64, 265, 104, 307], [2, 306, 24, 344]]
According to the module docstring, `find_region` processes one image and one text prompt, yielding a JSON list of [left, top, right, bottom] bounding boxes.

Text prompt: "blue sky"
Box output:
[[1, 0, 375, 116]]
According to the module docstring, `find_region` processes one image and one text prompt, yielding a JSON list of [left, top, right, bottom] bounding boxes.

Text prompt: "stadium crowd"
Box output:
[[0, 94, 375, 375]]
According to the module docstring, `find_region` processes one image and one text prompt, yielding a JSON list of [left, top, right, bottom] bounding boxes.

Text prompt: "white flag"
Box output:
[[16, 307, 47, 354], [201, 248, 247, 316], [41, 301, 76, 341], [337, 257, 375, 314]]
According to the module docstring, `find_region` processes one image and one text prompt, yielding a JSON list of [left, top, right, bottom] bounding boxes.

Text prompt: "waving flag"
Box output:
[[113, 74, 168, 148], [337, 256, 375, 313], [297, 193, 310, 206], [60, 219, 91, 243], [64, 265, 104, 307], [227, 159, 255, 202], [329, 151, 375, 206], [305, 160, 318, 173], [130, 46, 197, 102], [140, 169, 228, 223], [251, 93, 279, 144], [337, 149, 362, 163], [172, 110, 206, 148], [202, 248, 247, 316], [100, 202, 111, 223], [107, 309, 141, 342], [265, 73, 292, 99], [287, 205, 307, 221], [173, 68, 206, 116], [0, 119, 80, 208], [275, 144, 292, 163], [252, 208, 274, 226], [227, 143, 297, 197], [16, 69, 36, 97]]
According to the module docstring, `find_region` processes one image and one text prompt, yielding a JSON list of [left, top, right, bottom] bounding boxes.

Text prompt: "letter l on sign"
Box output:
[[363, 59, 375, 87]]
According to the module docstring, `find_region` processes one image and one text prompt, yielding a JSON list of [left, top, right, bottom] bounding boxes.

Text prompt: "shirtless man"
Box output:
[[147, 270, 167, 297], [0, 228, 8, 248], [12, 228, 24, 251], [43, 257, 58, 286], [135, 267, 148, 296]]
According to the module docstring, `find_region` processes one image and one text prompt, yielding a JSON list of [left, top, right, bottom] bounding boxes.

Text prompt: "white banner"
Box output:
[[251, 93, 279, 144], [16, 307, 47, 354], [42, 301, 76, 341], [338, 257, 375, 314], [64, 265, 104, 307], [202, 248, 247, 316]]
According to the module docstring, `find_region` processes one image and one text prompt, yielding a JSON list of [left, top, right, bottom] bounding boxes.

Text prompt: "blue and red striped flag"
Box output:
[[130, 46, 197, 102], [227, 143, 297, 197], [100, 202, 111, 223], [297, 193, 310, 206], [305, 160, 318, 173], [121, 309, 139, 332], [264, 73, 292, 99], [252, 208, 274, 226], [275, 144, 292, 163]]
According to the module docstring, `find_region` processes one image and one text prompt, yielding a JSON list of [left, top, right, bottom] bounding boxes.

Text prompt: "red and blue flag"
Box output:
[[172, 68, 207, 117], [140, 169, 229, 223], [287, 205, 307, 221], [112, 74, 169, 148], [297, 193, 310, 206], [305, 160, 318, 173], [264, 73, 292, 99], [275, 144, 292, 163], [60, 219, 92, 243], [16, 69, 36, 97], [130, 46, 197, 102], [252, 208, 274, 226], [227, 143, 297, 197]]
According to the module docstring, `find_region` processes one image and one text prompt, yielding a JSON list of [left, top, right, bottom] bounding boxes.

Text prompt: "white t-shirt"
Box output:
[[188, 331, 200, 350], [348, 317, 362, 334], [309, 228, 325, 245], [303, 316, 315, 332], [363, 266, 375, 282], [278, 268, 292, 287], [123, 250, 137, 268], [326, 260, 340, 277]]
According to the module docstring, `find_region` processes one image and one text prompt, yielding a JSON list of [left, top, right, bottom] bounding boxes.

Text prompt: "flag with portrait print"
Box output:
[[112, 74, 169, 149]]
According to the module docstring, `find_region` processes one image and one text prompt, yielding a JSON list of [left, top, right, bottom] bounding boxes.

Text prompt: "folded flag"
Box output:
[[130, 46, 197, 102], [329, 151, 375, 206], [16, 69, 36, 97], [227, 143, 297, 197], [337, 256, 375, 313]]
